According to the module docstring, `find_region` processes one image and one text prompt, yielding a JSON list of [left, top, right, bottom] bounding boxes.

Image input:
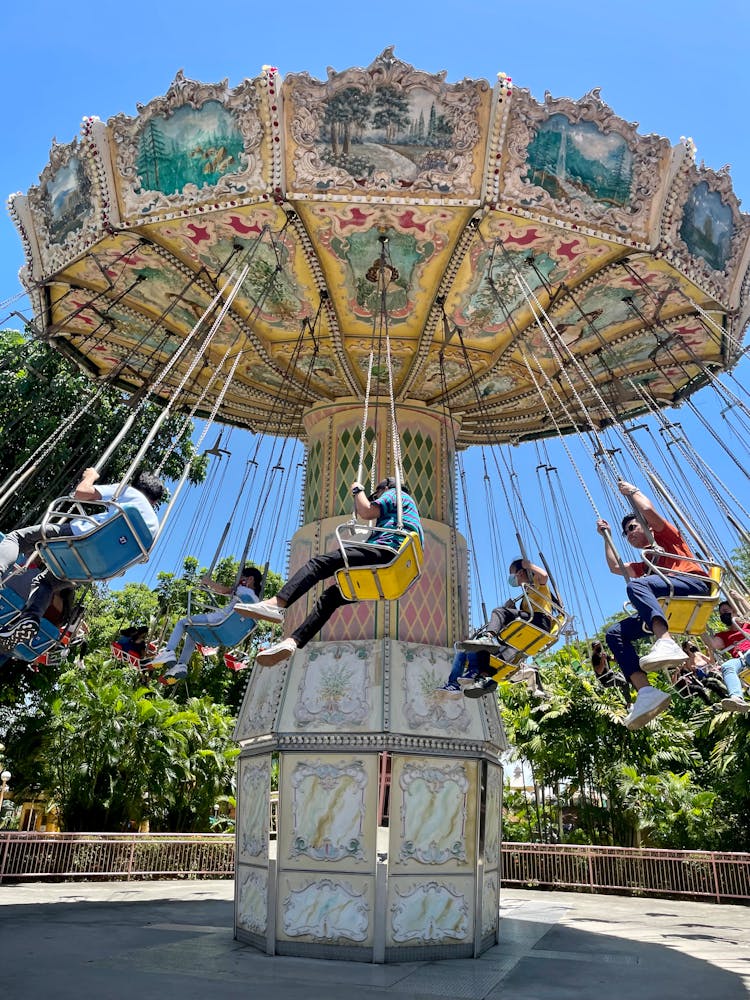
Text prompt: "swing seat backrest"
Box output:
[[185, 608, 257, 649], [643, 554, 723, 637], [334, 523, 423, 602], [37, 498, 154, 583], [0, 587, 60, 663]]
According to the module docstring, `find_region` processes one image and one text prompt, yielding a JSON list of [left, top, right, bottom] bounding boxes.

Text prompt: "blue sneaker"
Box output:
[[159, 663, 188, 685], [0, 615, 39, 652], [437, 682, 461, 697]]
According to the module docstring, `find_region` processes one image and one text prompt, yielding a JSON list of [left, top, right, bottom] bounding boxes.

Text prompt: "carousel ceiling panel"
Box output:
[[10, 49, 750, 443], [137, 206, 325, 339], [107, 71, 280, 224], [496, 87, 673, 245], [442, 213, 623, 353], [294, 200, 471, 341]]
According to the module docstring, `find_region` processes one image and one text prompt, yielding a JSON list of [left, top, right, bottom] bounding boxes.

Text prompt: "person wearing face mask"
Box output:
[[444, 558, 554, 698], [705, 600, 750, 713], [596, 480, 711, 730], [235, 478, 423, 667]]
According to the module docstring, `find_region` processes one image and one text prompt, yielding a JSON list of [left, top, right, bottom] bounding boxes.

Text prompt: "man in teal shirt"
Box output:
[[237, 477, 423, 666]]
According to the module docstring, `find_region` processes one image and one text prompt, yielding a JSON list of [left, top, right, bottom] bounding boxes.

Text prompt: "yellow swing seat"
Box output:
[[642, 552, 723, 637], [495, 588, 568, 661], [334, 523, 423, 602], [487, 653, 523, 683]]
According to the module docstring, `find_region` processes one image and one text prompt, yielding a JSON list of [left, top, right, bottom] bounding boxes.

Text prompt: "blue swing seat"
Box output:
[[37, 498, 155, 583], [184, 608, 257, 649], [0, 587, 61, 663]]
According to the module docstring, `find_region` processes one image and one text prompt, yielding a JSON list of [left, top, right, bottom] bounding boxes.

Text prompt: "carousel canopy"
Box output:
[[9, 48, 750, 444]]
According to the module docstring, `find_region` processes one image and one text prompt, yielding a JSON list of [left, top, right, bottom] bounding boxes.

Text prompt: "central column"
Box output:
[[284, 398, 467, 647], [234, 398, 506, 962]]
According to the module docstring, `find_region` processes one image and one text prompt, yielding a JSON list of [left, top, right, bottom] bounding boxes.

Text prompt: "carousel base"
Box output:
[[233, 638, 506, 962]]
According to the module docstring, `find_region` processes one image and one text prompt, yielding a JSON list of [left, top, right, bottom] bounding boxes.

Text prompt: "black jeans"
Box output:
[[279, 543, 395, 648], [0, 523, 73, 623], [487, 605, 552, 635]]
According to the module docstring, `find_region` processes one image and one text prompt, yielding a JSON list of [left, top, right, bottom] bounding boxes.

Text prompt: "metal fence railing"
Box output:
[[1, 833, 748, 904], [501, 842, 750, 904], [0, 832, 234, 883]]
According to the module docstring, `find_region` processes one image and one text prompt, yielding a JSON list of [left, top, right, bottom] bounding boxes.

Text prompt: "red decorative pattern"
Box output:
[[397, 527, 448, 646]]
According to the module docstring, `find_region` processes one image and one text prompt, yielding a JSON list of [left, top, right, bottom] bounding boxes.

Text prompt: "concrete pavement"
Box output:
[[1, 880, 749, 999]]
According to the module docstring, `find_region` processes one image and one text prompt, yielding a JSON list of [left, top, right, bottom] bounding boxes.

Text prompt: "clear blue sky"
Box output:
[[2, 1, 749, 639]]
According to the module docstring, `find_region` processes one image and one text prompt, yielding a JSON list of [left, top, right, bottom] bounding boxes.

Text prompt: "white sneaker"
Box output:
[[235, 599, 285, 623], [457, 635, 500, 652], [720, 695, 750, 714], [256, 637, 297, 667], [148, 647, 176, 666], [639, 636, 688, 670], [624, 685, 671, 730]]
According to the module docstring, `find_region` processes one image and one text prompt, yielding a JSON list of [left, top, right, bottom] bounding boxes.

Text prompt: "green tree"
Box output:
[[372, 86, 410, 143], [501, 643, 706, 847], [0, 327, 206, 527], [322, 88, 372, 158], [136, 120, 166, 190], [5, 657, 238, 831]]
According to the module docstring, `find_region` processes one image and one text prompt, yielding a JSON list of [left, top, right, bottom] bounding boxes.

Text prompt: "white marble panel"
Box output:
[[279, 874, 373, 944], [387, 876, 474, 945], [234, 661, 287, 741], [390, 758, 477, 870], [289, 759, 367, 863], [238, 756, 270, 861], [389, 642, 486, 740], [484, 763, 502, 870], [237, 865, 268, 935], [482, 871, 500, 937], [278, 641, 382, 732]]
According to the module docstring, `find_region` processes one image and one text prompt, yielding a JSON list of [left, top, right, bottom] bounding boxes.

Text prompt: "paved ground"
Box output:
[[1, 880, 749, 999]]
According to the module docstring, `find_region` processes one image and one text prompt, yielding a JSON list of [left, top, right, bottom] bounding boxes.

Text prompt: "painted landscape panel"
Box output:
[[524, 114, 632, 209], [317, 85, 456, 187], [679, 181, 734, 271], [135, 100, 245, 196]]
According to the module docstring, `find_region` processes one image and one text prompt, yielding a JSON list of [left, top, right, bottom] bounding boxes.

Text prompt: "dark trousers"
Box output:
[[606, 574, 710, 681], [477, 605, 552, 671], [0, 523, 73, 622], [279, 544, 395, 649], [487, 605, 552, 635]]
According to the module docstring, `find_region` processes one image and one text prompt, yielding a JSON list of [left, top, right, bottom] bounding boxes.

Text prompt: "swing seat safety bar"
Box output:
[[496, 586, 568, 658], [334, 523, 423, 602], [37, 498, 155, 583], [0, 587, 60, 663], [110, 642, 145, 669], [641, 550, 723, 637]]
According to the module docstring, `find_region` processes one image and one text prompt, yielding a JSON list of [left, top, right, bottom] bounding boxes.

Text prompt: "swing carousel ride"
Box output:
[[9, 48, 750, 647], [7, 50, 750, 961], [9, 49, 750, 442]]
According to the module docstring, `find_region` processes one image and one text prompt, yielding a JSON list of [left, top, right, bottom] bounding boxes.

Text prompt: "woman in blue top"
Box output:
[[0, 467, 165, 651], [236, 477, 423, 666]]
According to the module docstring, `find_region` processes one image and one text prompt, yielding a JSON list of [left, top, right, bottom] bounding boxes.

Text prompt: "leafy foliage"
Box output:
[[500, 641, 750, 850], [0, 327, 206, 527], [6, 657, 238, 831]]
